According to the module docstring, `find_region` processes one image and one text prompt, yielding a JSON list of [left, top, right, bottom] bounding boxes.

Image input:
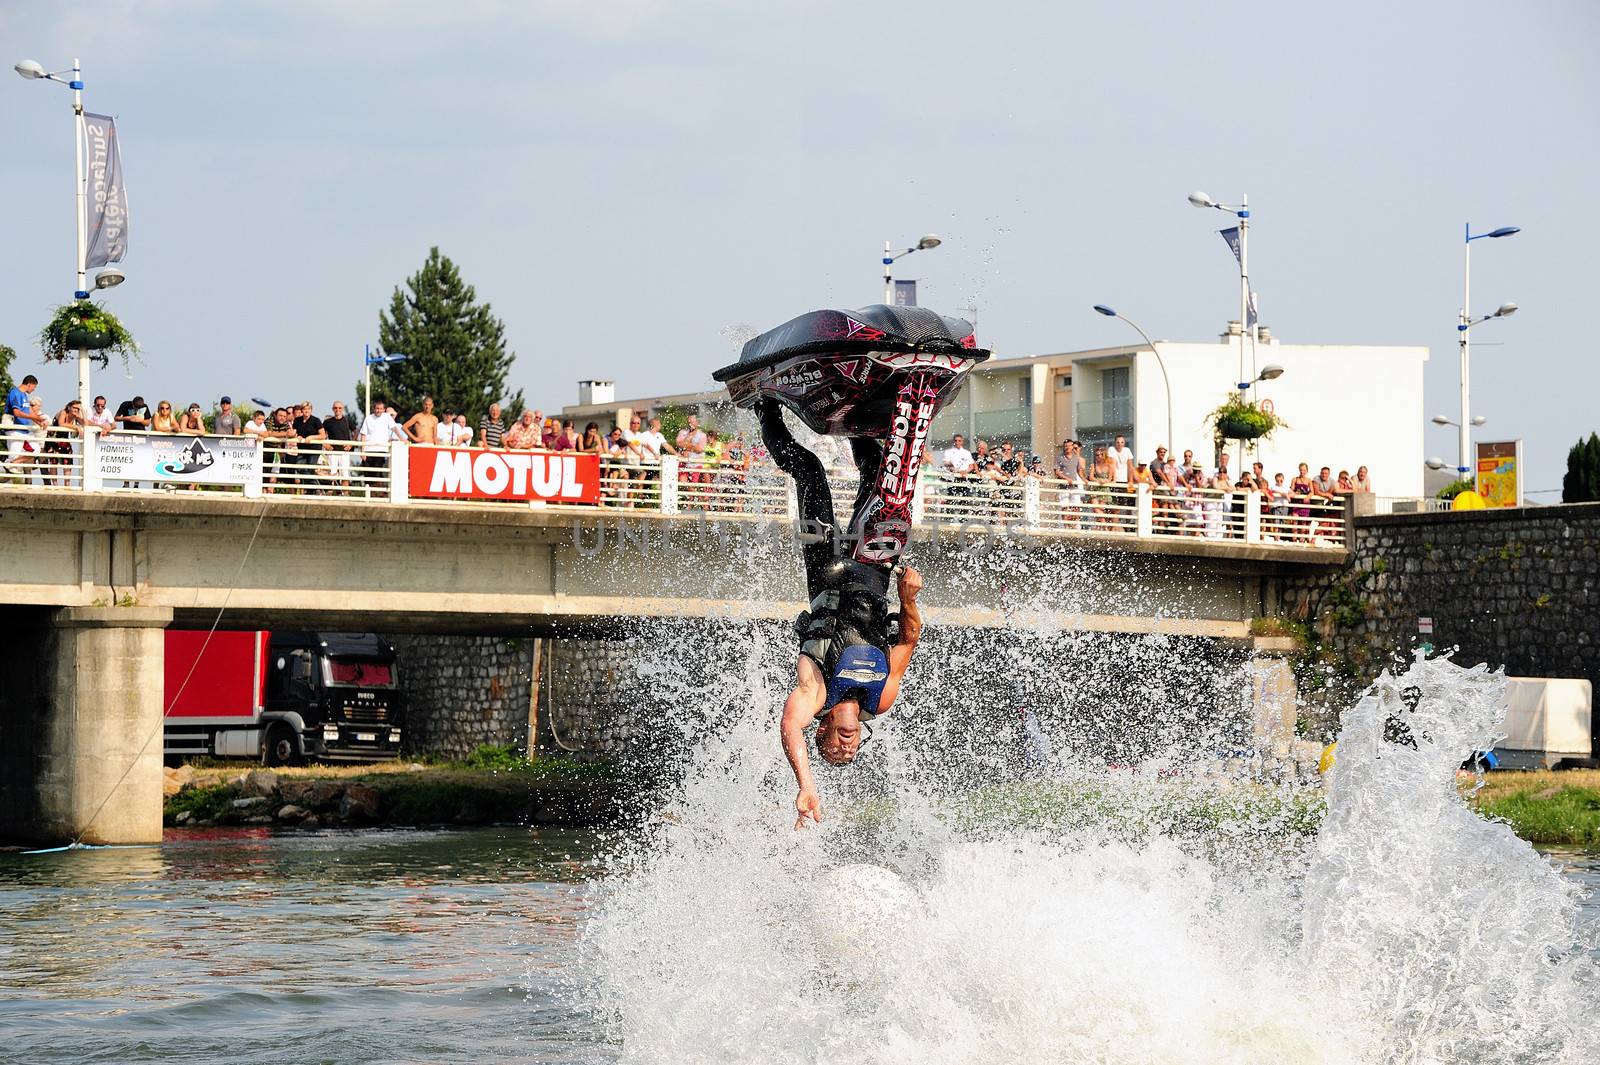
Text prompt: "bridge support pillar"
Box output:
[[1247, 636, 1299, 759], [0, 606, 172, 846]]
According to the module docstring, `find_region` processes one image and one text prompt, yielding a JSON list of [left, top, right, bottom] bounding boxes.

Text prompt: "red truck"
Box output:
[[163, 630, 406, 765]]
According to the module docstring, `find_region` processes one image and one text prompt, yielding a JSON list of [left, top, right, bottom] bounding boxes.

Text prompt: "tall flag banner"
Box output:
[[82, 113, 129, 268], [1219, 227, 1242, 264], [893, 279, 917, 307], [1248, 290, 1259, 327]]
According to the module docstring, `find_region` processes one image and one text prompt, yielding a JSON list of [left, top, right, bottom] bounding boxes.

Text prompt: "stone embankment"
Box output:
[[163, 764, 618, 829]]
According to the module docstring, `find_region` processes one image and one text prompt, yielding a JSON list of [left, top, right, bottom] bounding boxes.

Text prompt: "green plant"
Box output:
[[366, 246, 523, 429], [1206, 392, 1286, 444], [1534, 593, 1553, 609], [39, 299, 138, 368], [0, 342, 14, 393], [1562, 432, 1600, 504], [1437, 478, 1474, 501], [1249, 616, 1310, 644]]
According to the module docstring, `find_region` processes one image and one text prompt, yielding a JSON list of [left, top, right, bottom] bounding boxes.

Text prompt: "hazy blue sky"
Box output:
[[2, 1, 1595, 486]]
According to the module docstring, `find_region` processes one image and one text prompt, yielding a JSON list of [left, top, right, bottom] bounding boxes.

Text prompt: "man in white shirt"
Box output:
[[358, 401, 407, 493], [940, 434, 975, 475], [84, 394, 117, 434], [1108, 434, 1135, 485]]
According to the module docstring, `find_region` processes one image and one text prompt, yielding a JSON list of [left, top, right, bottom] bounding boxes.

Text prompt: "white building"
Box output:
[[931, 325, 1429, 497]]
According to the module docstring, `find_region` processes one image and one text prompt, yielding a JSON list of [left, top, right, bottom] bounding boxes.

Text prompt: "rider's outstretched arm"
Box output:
[[877, 566, 923, 714], [780, 655, 828, 829]]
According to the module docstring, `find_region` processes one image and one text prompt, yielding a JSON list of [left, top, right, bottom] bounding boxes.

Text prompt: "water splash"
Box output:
[[572, 438, 1596, 1061], [578, 636, 1599, 1063]]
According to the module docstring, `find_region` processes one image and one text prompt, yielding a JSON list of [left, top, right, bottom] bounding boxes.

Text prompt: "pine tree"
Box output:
[[1562, 432, 1600, 504], [361, 248, 523, 429]]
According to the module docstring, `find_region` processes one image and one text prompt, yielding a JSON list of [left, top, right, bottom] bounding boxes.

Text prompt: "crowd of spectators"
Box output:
[[0, 382, 1365, 543], [929, 432, 1369, 543], [0, 384, 772, 505]]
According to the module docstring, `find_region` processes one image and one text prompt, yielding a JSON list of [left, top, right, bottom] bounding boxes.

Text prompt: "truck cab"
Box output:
[[265, 633, 405, 764]]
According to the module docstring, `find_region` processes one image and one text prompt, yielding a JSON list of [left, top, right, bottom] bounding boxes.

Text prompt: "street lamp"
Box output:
[[1432, 414, 1487, 427], [1239, 364, 1284, 389], [1188, 190, 1254, 389], [363, 345, 409, 421], [1456, 223, 1520, 473], [1093, 304, 1172, 453], [15, 56, 108, 412], [882, 233, 942, 305]]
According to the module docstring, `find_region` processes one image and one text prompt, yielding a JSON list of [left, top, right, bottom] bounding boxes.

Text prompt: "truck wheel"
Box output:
[[262, 723, 301, 767]]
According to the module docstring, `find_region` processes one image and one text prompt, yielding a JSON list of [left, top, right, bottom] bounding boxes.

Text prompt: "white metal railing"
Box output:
[[1367, 494, 1453, 515], [1, 430, 1350, 550], [0, 425, 86, 490]]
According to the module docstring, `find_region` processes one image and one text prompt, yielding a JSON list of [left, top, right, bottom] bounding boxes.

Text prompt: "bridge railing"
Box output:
[[2, 430, 1349, 550]]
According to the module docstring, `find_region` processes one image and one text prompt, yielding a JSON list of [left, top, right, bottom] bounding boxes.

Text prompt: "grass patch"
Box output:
[[1467, 770, 1600, 846], [165, 783, 237, 823], [942, 778, 1327, 844]]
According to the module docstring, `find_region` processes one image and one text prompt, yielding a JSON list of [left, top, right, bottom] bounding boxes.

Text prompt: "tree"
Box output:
[[0, 343, 14, 394], [1562, 432, 1600, 504], [361, 247, 523, 429]]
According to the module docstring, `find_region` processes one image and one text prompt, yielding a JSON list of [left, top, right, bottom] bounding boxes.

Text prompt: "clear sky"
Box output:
[[2, 1, 1595, 488]]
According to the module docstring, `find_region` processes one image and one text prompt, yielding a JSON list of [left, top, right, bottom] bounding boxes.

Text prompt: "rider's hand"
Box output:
[[898, 566, 923, 601], [794, 789, 822, 830]]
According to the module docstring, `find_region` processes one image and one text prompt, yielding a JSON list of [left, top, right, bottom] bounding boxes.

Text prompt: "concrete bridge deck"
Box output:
[[1, 487, 1345, 637]]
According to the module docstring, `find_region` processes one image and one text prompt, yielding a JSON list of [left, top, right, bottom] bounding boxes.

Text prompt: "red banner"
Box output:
[[408, 447, 601, 504]]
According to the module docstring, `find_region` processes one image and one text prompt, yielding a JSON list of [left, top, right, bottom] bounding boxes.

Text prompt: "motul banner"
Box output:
[[409, 447, 601, 503]]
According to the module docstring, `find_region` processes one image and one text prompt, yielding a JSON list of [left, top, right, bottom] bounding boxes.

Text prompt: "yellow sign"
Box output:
[[1475, 440, 1522, 509]]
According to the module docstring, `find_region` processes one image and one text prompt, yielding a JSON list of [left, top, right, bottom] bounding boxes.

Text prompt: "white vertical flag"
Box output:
[[83, 113, 130, 267]]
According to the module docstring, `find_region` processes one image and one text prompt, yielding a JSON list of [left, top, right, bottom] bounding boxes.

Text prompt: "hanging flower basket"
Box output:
[[1217, 414, 1267, 440], [39, 299, 138, 368], [1208, 394, 1286, 445], [63, 326, 116, 351]]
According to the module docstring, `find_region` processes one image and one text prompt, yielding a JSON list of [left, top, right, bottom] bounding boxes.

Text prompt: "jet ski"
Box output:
[[713, 305, 990, 438]]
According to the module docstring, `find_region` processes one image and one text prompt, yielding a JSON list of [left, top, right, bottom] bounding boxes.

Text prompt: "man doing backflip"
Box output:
[[758, 397, 924, 830]]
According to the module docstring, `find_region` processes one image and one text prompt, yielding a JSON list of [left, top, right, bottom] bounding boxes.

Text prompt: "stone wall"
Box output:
[[1276, 503, 1600, 717], [384, 634, 537, 759]]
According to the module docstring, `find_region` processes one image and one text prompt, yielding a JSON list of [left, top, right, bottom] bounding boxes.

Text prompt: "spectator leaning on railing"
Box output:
[[478, 403, 505, 448], [115, 395, 149, 432], [3, 375, 47, 473], [180, 403, 207, 434], [85, 394, 116, 434], [151, 401, 179, 434], [504, 410, 540, 449], [213, 396, 241, 435]]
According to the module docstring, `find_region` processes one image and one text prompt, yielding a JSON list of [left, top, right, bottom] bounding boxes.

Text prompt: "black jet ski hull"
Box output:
[[713, 305, 989, 439]]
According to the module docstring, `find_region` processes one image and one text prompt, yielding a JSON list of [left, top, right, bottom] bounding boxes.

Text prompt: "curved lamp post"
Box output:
[[15, 56, 114, 412], [1456, 224, 1520, 474], [882, 234, 942, 305], [1093, 304, 1172, 452]]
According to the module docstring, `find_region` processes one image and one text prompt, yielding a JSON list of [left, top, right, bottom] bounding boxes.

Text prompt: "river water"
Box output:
[[0, 829, 1596, 1064]]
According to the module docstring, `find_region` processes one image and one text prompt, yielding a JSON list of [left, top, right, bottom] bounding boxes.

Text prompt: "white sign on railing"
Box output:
[[94, 433, 261, 487]]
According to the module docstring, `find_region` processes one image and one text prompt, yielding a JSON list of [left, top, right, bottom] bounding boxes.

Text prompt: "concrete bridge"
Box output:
[[0, 486, 1348, 846]]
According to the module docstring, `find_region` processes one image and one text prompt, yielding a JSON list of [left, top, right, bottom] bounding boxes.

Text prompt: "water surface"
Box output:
[[0, 827, 606, 1065]]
